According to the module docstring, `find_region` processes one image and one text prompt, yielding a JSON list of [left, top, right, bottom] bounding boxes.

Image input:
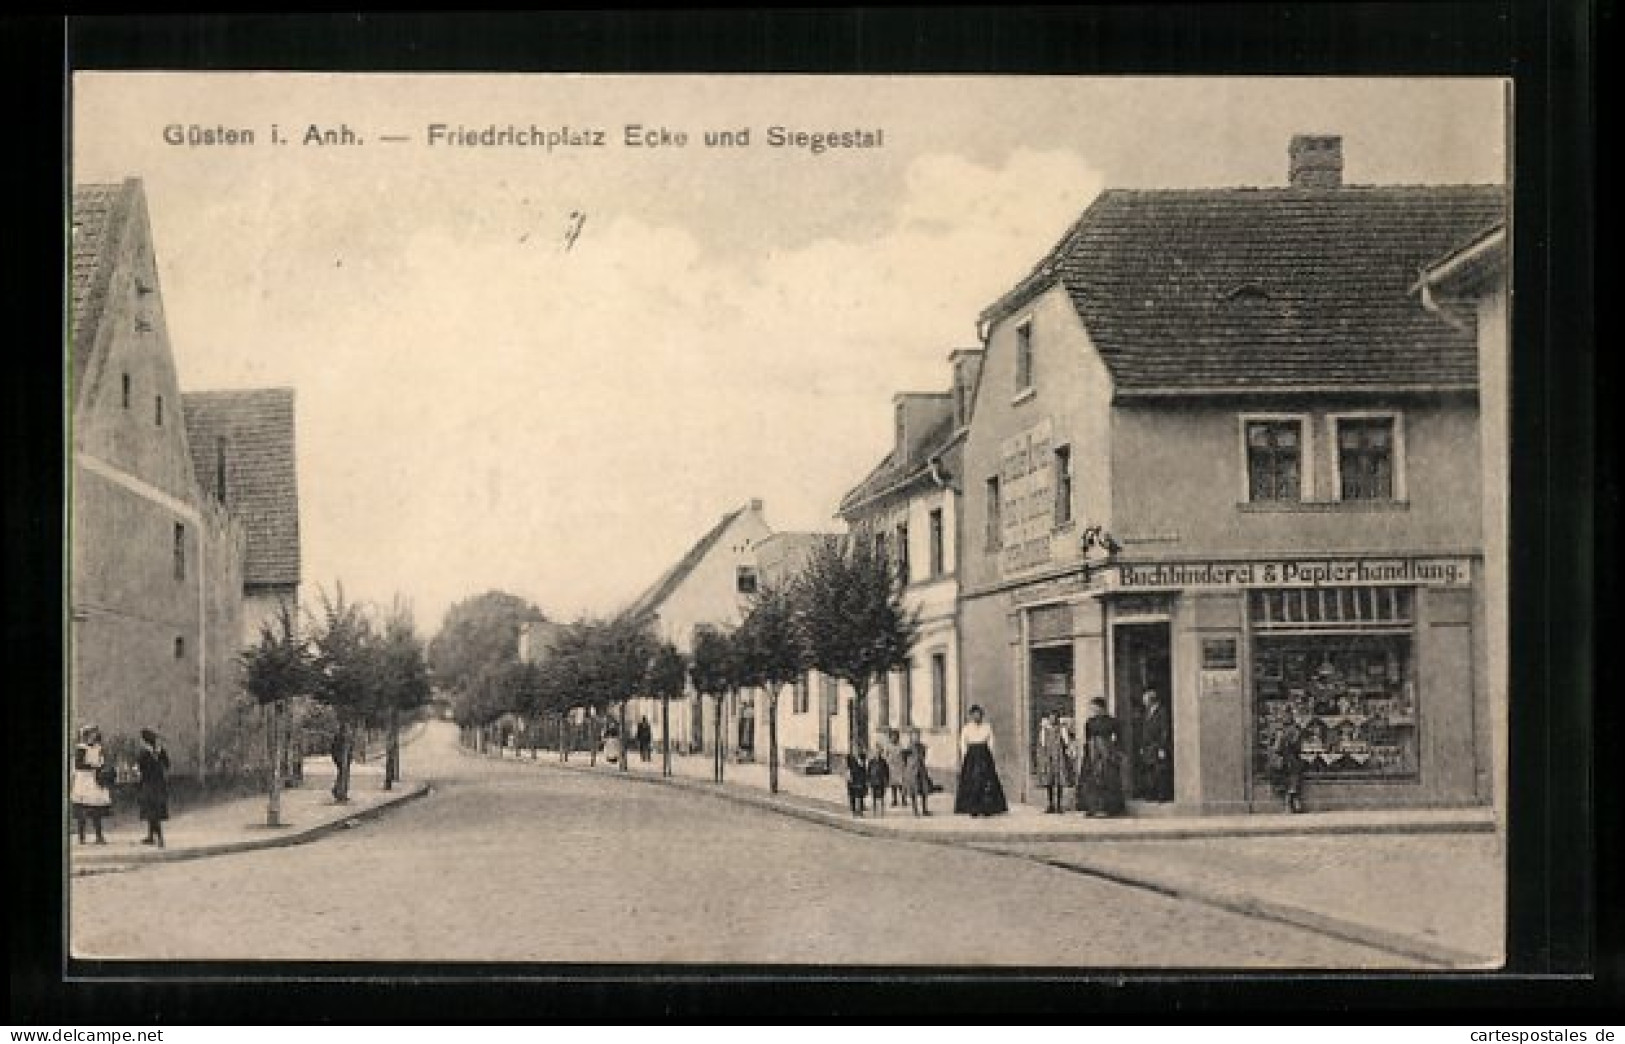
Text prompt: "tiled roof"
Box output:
[[182, 389, 301, 588], [624, 507, 745, 622], [838, 409, 960, 517], [70, 182, 133, 399], [985, 185, 1507, 394], [755, 531, 832, 585]]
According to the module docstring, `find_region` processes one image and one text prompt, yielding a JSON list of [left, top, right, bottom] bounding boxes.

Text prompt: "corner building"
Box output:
[[957, 136, 1506, 813]]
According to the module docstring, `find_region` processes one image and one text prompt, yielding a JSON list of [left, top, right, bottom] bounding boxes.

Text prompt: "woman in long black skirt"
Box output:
[[136, 728, 171, 847], [953, 705, 1008, 817]]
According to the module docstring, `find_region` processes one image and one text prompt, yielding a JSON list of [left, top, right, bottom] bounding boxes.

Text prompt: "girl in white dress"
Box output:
[[70, 725, 114, 844]]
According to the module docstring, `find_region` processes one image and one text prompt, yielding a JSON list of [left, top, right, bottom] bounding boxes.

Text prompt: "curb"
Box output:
[[521, 751, 1495, 843], [69, 781, 433, 876], [516, 750, 1496, 968]]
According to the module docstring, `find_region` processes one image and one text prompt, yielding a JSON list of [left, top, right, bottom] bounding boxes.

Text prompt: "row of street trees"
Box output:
[[441, 534, 916, 795], [239, 587, 431, 825]]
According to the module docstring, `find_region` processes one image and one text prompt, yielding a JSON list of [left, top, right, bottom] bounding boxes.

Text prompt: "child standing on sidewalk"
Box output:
[[902, 730, 934, 816], [866, 745, 890, 817], [844, 745, 869, 817]]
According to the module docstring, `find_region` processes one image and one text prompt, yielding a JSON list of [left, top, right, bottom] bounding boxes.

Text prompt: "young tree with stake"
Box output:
[[240, 599, 313, 827], [735, 581, 803, 795], [796, 534, 919, 755]]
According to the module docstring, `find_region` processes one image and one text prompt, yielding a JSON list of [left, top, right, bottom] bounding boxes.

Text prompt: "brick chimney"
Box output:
[[1289, 134, 1343, 189]]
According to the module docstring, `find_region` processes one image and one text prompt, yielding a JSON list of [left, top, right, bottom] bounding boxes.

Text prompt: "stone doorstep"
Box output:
[[67, 781, 432, 873]]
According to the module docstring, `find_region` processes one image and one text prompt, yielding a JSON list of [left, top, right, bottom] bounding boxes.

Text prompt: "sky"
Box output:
[[71, 74, 1507, 634]]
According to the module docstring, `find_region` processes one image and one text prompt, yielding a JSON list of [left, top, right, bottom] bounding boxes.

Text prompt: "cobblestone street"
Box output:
[[69, 723, 1417, 967]]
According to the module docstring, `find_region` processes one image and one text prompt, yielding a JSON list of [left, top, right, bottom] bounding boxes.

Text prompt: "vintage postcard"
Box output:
[[67, 72, 1509, 969]]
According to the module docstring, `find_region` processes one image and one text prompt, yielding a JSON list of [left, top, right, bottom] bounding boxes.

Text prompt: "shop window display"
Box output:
[[1250, 588, 1418, 781]]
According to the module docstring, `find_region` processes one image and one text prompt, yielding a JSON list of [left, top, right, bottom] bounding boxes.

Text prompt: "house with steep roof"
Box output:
[[958, 135, 1506, 814], [181, 387, 302, 643], [71, 178, 304, 782], [828, 349, 983, 786], [70, 178, 248, 780], [620, 499, 773, 754]]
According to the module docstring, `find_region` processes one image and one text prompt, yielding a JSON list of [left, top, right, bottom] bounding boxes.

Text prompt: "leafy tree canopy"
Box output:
[[796, 534, 918, 698], [427, 590, 547, 694]]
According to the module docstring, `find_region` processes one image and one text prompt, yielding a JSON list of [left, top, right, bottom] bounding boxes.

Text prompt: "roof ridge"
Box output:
[[623, 505, 749, 620]]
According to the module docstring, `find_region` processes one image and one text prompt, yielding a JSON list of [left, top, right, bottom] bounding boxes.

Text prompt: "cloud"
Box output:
[[154, 146, 1102, 628]]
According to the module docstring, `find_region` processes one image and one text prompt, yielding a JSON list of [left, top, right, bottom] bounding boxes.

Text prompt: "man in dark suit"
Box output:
[[1137, 688, 1173, 802]]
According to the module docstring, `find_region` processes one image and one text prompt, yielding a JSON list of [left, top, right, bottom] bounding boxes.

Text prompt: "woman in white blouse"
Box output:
[[953, 705, 1009, 817]]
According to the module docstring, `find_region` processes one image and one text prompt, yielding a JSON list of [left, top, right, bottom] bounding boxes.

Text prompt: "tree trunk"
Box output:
[[713, 695, 724, 783], [384, 705, 400, 791], [332, 720, 354, 803], [265, 701, 283, 827], [661, 693, 671, 777], [620, 701, 630, 772], [849, 681, 869, 756], [768, 688, 781, 795]]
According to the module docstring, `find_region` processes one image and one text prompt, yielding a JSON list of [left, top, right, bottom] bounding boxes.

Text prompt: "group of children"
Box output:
[[844, 729, 934, 817]]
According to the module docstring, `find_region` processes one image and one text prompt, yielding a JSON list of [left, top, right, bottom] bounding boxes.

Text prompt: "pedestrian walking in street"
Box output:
[[844, 744, 869, 817], [882, 729, 907, 808], [136, 728, 171, 847], [1035, 713, 1076, 813], [1269, 717, 1306, 813], [954, 705, 1008, 817], [1136, 688, 1173, 803], [602, 720, 622, 765], [866, 745, 890, 817], [1077, 697, 1126, 817], [901, 729, 934, 816], [635, 716, 653, 763], [70, 725, 114, 845]]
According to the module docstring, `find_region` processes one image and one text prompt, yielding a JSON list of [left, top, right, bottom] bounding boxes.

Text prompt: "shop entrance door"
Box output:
[[1028, 644, 1075, 801], [1114, 622, 1173, 803]]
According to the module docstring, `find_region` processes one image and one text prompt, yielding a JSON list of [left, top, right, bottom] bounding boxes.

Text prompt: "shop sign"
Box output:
[[1113, 556, 1472, 590], [999, 418, 1055, 576]]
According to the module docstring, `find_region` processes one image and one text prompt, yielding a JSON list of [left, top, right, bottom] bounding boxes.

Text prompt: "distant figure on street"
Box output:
[[136, 728, 171, 848], [70, 724, 113, 845], [954, 705, 1008, 817], [844, 745, 869, 817], [1077, 697, 1126, 817], [1270, 717, 1306, 813], [901, 729, 934, 816], [635, 716, 653, 763], [865, 744, 890, 817], [882, 729, 907, 808], [1035, 713, 1076, 814], [602, 719, 622, 765], [1137, 688, 1173, 803]]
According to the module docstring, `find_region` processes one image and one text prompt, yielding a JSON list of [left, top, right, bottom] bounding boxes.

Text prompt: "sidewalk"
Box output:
[[69, 757, 430, 877], [516, 744, 1502, 967], [528, 744, 1497, 842]]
